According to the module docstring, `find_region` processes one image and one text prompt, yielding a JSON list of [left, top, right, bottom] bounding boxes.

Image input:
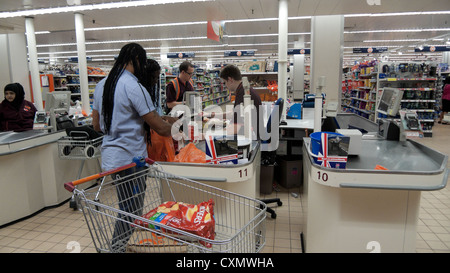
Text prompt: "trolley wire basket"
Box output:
[[58, 134, 103, 159], [58, 126, 104, 210], [64, 157, 267, 253]]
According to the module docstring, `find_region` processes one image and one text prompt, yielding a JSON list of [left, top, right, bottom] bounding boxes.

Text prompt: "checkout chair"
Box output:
[[260, 98, 284, 219]]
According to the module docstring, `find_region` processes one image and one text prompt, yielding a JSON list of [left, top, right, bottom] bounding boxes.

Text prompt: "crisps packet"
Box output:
[[135, 199, 215, 247]]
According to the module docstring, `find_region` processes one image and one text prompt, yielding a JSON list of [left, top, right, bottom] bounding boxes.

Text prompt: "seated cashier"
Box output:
[[0, 83, 37, 132]]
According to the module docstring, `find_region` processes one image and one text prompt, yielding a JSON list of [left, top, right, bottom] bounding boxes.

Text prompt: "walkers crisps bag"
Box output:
[[134, 199, 215, 248]]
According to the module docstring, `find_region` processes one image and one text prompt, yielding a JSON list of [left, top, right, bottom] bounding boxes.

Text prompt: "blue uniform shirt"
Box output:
[[93, 69, 155, 170]]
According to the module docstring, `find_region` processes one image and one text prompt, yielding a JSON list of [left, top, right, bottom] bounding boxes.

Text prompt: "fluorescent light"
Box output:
[[345, 11, 450, 18], [84, 16, 312, 32], [345, 28, 450, 34], [87, 36, 207, 45], [223, 18, 277, 23], [0, 0, 215, 18], [36, 37, 303, 49], [227, 32, 309, 38], [363, 39, 426, 43], [37, 36, 208, 47], [85, 21, 207, 32]]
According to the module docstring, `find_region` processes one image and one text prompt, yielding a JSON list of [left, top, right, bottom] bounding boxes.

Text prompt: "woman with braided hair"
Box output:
[[92, 43, 176, 252]]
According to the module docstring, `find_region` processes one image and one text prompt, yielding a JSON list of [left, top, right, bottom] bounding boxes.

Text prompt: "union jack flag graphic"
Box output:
[[316, 133, 347, 169], [205, 135, 238, 165]]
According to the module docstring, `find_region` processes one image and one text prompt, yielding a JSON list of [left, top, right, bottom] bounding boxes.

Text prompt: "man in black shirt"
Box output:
[[203, 65, 262, 140]]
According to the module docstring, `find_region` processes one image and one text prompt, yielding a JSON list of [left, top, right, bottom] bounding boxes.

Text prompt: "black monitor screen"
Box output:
[[378, 89, 394, 113]]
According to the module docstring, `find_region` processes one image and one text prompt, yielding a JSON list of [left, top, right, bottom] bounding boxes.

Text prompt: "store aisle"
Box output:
[[0, 123, 449, 253], [412, 122, 450, 253]]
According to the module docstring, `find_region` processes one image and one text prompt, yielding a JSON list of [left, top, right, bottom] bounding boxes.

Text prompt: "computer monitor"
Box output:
[[376, 88, 403, 117], [45, 91, 71, 113]]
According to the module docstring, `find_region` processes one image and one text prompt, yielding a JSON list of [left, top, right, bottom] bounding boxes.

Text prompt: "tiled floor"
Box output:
[[0, 123, 449, 253]]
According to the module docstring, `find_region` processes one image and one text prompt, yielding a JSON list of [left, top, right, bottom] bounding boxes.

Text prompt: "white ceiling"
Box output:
[[0, 0, 449, 66]]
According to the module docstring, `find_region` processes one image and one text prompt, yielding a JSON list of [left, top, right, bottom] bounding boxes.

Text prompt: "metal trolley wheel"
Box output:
[[84, 145, 96, 158]]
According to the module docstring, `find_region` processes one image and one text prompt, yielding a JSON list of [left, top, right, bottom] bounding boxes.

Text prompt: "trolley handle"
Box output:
[[64, 157, 155, 192]]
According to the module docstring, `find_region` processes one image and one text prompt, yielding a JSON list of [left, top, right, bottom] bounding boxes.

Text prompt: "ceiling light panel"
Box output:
[[0, 0, 216, 18]]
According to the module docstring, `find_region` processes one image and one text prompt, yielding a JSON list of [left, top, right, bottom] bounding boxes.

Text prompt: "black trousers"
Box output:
[[110, 165, 147, 252]]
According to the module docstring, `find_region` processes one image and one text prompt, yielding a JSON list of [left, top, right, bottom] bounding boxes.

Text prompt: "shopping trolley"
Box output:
[[58, 126, 103, 210], [64, 157, 267, 253]]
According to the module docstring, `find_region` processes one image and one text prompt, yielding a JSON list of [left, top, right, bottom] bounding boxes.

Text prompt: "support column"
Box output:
[[278, 0, 288, 122], [443, 52, 450, 66], [310, 15, 344, 123], [293, 39, 305, 100], [25, 17, 44, 111], [74, 12, 90, 115]]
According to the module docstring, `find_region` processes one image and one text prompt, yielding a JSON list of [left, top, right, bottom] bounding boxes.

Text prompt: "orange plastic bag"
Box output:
[[147, 129, 175, 162], [174, 143, 206, 163]]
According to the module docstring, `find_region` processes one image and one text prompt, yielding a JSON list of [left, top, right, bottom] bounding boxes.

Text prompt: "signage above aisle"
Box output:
[[288, 49, 310, 55], [167, 52, 196, 58], [352, 47, 388, 53], [67, 57, 92, 62], [224, 50, 255, 57], [414, 46, 450, 52]]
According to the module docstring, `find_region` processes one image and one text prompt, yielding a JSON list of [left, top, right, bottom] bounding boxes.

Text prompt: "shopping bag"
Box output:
[[174, 143, 206, 163], [147, 129, 175, 162]]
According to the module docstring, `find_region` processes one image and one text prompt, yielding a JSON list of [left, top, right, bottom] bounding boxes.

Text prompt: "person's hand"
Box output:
[[162, 115, 178, 125], [199, 112, 215, 118]]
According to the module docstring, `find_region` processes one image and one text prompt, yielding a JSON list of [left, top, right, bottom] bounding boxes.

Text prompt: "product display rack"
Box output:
[[241, 71, 279, 102], [160, 68, 230, 113], [376, 61, 438, 137], [200, 70, 230, 108], [341, 61, 378, 122], [44, 64, 108, 108], [435, 64, 450, 118], [342, 61, 439, 136]]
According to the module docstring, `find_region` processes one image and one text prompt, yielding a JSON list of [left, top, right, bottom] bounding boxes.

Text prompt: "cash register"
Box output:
[[376, 87, 422, 141], [34, 91, 74, 132]]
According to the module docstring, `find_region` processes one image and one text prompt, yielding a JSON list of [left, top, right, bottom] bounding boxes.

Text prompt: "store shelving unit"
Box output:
[[241, 71, 278, 102], [200, 70, 230, 108], [341, 61, 378, 122], [44, 64, 108, 109], [376, 61, 438, 137], [342, 61, 439, 136], [160, 68, 230, 113], [65, 74, 106, 108]]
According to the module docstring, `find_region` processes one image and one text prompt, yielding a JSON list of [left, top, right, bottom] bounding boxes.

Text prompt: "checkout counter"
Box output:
[[0, 117, 100, 226], [159, 83, 262, 198], [302, 112, 448, 252], [159, 139, 260, 199]]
